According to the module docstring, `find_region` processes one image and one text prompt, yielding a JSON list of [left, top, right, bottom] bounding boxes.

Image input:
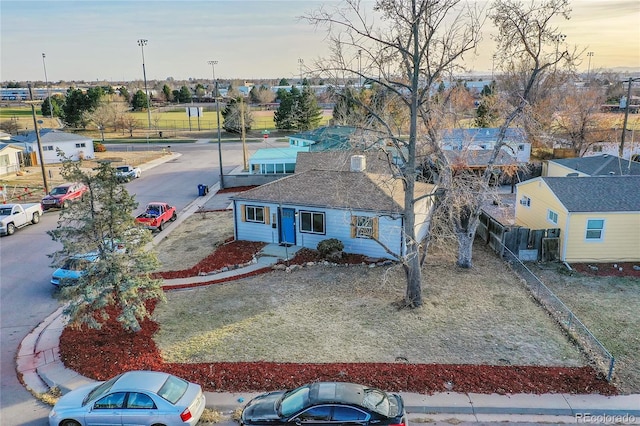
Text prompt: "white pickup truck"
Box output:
[[0, 203, 43, 236]]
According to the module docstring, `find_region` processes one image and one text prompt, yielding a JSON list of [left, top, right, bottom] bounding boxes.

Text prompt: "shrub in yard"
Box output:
[[93, 141, 106, 152], [317, 238, 344, 260]]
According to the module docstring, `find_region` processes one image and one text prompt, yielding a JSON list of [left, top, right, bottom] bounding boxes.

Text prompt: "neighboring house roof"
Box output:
[[440, 128, 527, 145], [548, 154, 640, 176], [11, 128, 91, 144], [295, 150, 396, 175], [289, 126, 366, 151], [0, 143, 25, 152], [443, 149, 516, 167], [541, 176, 640, 212], [0, 131, 12, 140], [250, 146, 308, 162], [233, 169, 435, 213]]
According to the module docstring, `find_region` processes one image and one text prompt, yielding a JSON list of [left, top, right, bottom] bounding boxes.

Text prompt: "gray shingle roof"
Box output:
[[542, 176, 640, 212], [11, 129, 91, 144], [443, 149, 515, 167], [549, 154, 640, 176], [295, 150, 396, 174], [233, 170, 436, 214]]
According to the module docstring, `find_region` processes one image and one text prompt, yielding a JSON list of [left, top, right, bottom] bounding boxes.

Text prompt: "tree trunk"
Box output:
[[456, 231, 474, 268], [404, 239, 423, 307]]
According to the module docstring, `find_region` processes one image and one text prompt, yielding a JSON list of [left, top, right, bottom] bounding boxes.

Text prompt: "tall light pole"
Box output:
[[41, 53, 53, 118], [552, 33, 566, 72], [358, 49, 362, 88], [137, 39, 152, 136], [298, 58, 304, 86], [208, 60, 224, 189], [586, 51, 594, 82]]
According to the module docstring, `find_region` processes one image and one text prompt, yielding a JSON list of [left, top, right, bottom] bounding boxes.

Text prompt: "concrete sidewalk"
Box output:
[[15, 187, 640, 424]]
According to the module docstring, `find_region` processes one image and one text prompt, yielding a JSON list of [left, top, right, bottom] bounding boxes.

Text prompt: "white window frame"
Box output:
[[547, 209, 558, 225], [75, 142, 86, 148], [585, 219, 605, 241], [300, 210, 325, 234], [245, 205, 265, 223]]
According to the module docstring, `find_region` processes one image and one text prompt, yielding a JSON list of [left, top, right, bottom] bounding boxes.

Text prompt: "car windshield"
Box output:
[[62, 257, 93, 271], [361, 389, 391, 417], [0, 208, 12, 215], [278, 386, 310, 417], [116, 166, 129, 172], [50, 187, 70, 195], [157, 375, 188, 404], [82, 374, 122, 405]]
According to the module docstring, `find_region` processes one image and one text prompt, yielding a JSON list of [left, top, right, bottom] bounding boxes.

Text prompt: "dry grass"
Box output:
[[154, 211, 234, 272], [153, 229, 585, 367], [529, 263, 640, 393]]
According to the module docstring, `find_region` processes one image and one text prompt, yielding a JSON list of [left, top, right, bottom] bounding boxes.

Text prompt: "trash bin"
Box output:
[[159, 131, 163, 138], [198, 184, 206, 196]]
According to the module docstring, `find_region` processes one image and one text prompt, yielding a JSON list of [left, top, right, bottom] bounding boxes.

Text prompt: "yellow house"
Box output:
[[544, 154, 640, 177], [515, 176, 640, 263]]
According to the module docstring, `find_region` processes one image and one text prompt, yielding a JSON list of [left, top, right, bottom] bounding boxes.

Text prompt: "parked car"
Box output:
[[50, 253, 98, 287], [41, 182, 88, 211], [48, 370, 206, 426], [0, 203, 42, 236], [240, 382, 408, 426], [50, 240, 126, 286], [115, 165, 142, 182], [135, 202, 177, 231]]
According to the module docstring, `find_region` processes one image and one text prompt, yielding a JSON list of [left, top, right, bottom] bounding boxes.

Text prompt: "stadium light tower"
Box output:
[[137, 39, 152, 134]]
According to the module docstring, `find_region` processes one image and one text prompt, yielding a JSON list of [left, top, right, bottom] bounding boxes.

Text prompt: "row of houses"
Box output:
[[231, 127, 640, 264]]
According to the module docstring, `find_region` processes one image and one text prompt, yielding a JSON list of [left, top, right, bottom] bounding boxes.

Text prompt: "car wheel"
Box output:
[[60, 420, 81, 426], [6, 223, 16, 235], [170, 212, 177, 221], [157, 221, 163, 231], [62, 200, 70, 209], [31, 212, 40, 224]]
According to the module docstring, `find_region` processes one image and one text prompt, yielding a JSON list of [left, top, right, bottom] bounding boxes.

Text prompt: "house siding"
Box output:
[[515, 179, 568, 231], [564, 212, 640, 262], [545, 162, 589, 177], [233, 201, 402, 259]]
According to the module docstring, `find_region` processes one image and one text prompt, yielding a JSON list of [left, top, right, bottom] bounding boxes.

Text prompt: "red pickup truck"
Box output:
[[135, 202, 177, 231]]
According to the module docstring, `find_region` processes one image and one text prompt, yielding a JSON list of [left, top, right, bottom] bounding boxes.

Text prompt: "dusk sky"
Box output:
[[1, 0, 638, 83]]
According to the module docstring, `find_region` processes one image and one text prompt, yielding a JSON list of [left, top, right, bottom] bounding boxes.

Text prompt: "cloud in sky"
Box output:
[[1, 0, 638, 83]]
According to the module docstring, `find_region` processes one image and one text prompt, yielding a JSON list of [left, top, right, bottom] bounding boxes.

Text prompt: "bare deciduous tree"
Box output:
[[306, 0, 482, 307]]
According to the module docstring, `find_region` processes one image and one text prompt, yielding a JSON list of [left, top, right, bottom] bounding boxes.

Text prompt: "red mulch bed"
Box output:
[[571, 262, 640, 278], [59, 303, 618, 396], [217, 185, 258, 194], [153, 240, 266, 279]]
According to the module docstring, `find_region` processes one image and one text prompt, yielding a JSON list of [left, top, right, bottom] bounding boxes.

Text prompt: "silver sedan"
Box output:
[[48, 370, 206, 426]]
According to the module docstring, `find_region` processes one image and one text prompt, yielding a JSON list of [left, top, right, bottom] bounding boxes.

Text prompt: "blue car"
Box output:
[[50, 253, 98, 286]]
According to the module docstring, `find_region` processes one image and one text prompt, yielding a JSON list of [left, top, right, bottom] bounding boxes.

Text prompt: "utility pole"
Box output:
[[27, 84, 49, 194], [298, 58, 304, 86], [241, 97, 248, 171], [41, 53, 53, 118], [209, 60, 224, 189], [620, 77, 640, 158]]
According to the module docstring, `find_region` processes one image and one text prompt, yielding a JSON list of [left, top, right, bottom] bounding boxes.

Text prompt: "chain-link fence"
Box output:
[[502, 244, 615, 381]]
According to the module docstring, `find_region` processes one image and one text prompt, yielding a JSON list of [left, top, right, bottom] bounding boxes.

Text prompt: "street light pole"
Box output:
[[137, 39, 152, 137], [552, 33, 566, 72], [586, 51, 594, 82], [298, 58, 304, 86], [27, 84, 49, 194], [358, 49, 362, 88], [41, 53, 53, 118], [208, 60, 224, 189]]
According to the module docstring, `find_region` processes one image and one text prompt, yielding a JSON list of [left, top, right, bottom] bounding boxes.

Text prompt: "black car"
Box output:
[[240, 382, 407, 426]]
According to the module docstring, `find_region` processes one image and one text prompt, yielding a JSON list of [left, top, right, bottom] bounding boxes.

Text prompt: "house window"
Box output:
[[586, 219, 604, 240], [300, 211, 325, 234], [245, 205, 265, 223], [43, 146, 54, 151], [351, 216, 379, 239], [0, 154, 8, 166], [519, 196, 531, 207], [547, 209, 558, 224], [518, 144, 525, 151], [75, 143, 86, 148]]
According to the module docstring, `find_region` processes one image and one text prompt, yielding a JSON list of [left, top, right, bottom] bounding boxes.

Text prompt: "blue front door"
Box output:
[[279, 208, 296, 245]]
